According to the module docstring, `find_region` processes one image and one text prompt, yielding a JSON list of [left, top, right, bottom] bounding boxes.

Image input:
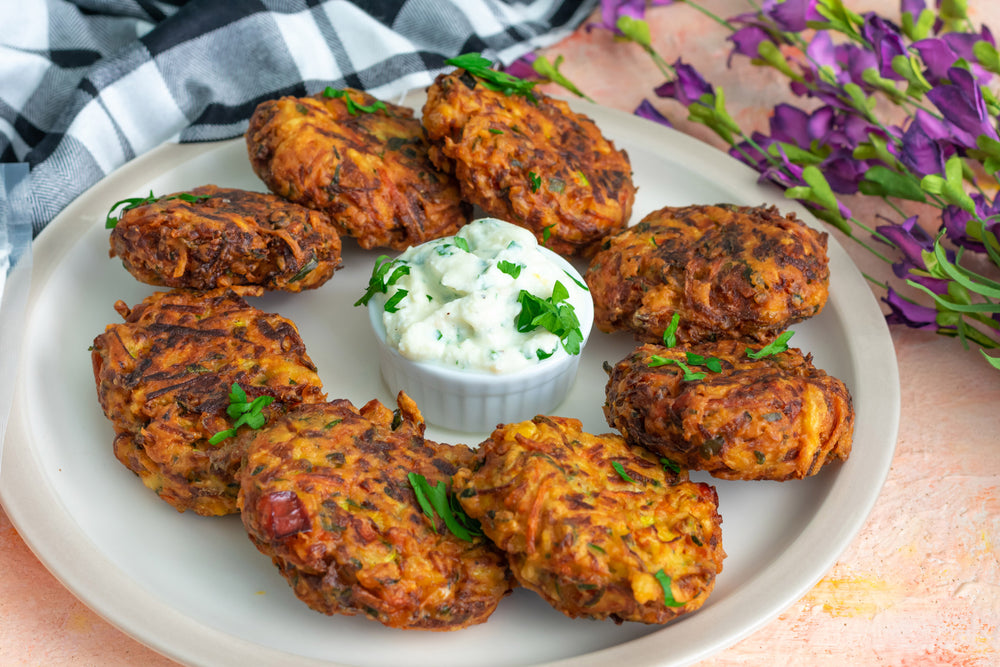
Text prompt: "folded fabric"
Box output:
[[0, 0, 597, 235]]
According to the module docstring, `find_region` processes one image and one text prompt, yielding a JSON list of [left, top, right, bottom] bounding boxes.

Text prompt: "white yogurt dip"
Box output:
[[374, 218, 592, 373]]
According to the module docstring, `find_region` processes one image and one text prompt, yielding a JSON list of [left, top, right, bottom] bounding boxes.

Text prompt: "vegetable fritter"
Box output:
[[246, 89, 469, 250], [422, 68, 635, 257], [586, 204, 829, 344], [109, 185, 341, 292], [604, 340, 854, 481], [238, 394, 514, 630], [90, 287, 325, 516], [453, 415, 724, 624]]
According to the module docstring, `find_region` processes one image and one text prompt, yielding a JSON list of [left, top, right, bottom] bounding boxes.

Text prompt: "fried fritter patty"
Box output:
[[604, 340, 854, 481], [422, 69, 635, 257], [453, 415, 724, 624], [91, 287, 325, 515], [238, 394, 514, 630], [246, 89, 469, 250], [109, 185, 342, 292], [586, 204, 829, 344]]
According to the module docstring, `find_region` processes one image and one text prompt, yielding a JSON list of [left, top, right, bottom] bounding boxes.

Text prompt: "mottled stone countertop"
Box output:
[[2, 1, 997, 665]]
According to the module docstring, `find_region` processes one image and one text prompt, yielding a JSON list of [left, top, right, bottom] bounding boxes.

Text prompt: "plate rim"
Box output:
[[0, 97, 901, 667]]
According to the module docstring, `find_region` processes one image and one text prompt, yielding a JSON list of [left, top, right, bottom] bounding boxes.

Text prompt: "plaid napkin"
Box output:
[[0, 0, 597, 235]]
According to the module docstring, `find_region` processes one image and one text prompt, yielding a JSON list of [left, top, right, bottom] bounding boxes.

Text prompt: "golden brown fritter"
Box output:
[[109, 185, 341, 292], [453, 415, 724, 624], [586, 204, 829, 344], [90, 287, 325, 516], [246, 89, 469, 250], [604, 339, 854, 481], [422, 69, 635, 257], [238, 394, 514, 630]]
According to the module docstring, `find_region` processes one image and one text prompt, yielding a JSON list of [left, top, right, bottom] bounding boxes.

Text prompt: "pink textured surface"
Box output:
[[2, 2, 998, 665]]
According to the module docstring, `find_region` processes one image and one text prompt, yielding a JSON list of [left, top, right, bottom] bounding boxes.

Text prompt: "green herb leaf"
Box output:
[[498, 260, 524, 278], [685, 352, 722, 373], [322, 87, 388, 115], [528, 171, 541, 193], [542, 223, 555, 242], [612, 461, 636, 484], [654, 570, 687, 608], [209, 383, 275, 445], [746, 331, 795, 359], [563, 269, 589, 291], [662, 312, 680, 348], [648, 354, 706, 381], [454, 236, 470, 252], [407, 473, 482, 542], [105, 190, 212, 229], [383, 289, 408, 313], [514, 281, 583, 355], [660, 457, 681, 474], [355, 255, 409, 307], [444, 53, 538, 101]]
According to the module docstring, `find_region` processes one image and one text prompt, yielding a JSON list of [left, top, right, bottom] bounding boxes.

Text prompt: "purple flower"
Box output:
[[941, 195, 1000, 252], [862, 14, 908, 81], [503, 53, 539, 80], [764, 0, 821, 32], [655, 60, 714, 105], [634, 99, 673, 128], [925, 67, 999, 147], [899, 112, 946, 176], [876, 215, 936, 267], [822, 148, 869, 193], [900, 0, 925, 17], [590, 0, 670, 33], [769, 103, 812, 146], [728, 25, 773, 63], [911, 38, 960, 83], [883, 286, 939, 330]]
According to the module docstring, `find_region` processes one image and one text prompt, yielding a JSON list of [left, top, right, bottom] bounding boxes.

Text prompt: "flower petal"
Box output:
[[883, 286, 939, 329], [634, 99, 673, 128]]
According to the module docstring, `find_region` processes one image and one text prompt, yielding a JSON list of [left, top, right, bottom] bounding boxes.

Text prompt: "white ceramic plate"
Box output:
[[0, 96, 899, 667]]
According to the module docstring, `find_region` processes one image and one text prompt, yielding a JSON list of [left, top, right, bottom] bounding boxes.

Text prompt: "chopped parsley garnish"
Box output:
[[542, 223, 556, 242], [562, 269, 589, 291], [384, 289, 408, 313], [662, 312, 680, 348], [453, 236, 471, 252], [322, 87, 388, 115], [355, 255, 409, 306], [444, 53, 538, 101], [685, 352, 723, 372], [407, 472, 482, 542], [612, 461, 636, 484], [660, 457, 681, 474], [105, 190, 212, 229], [648, 355, 706, 381], [208, 383, 274, 445], [746, 331, 794, 359], [528, 171, 541, 193], [497, 260, 524, 278], [515, 280, 583, 355], [654, 570, 687, 608], [488, 128, 504, 134], [536, 347, 554, 360]]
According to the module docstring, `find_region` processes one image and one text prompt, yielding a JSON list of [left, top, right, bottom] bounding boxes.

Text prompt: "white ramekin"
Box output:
[[366, 247, 594, 433]]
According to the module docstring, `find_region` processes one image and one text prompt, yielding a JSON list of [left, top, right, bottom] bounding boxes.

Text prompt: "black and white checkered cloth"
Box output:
[[0, 0, 597, 235]]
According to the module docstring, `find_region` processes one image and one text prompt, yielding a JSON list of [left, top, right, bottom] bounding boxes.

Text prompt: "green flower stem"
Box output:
[[677, 0, 736, 32]]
